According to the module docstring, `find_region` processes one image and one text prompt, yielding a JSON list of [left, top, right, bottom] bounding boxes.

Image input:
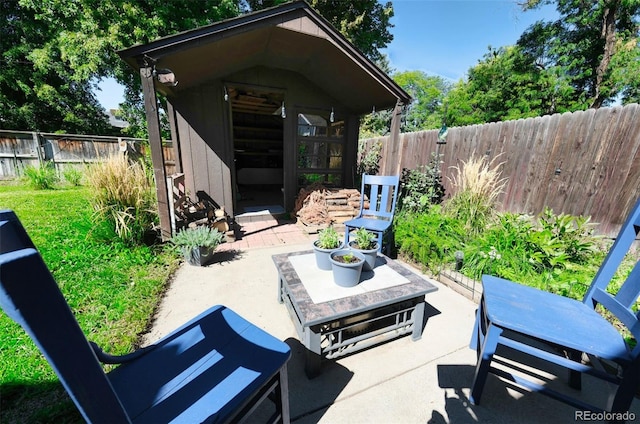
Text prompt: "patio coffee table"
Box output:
[[273, 250, 437, 378]]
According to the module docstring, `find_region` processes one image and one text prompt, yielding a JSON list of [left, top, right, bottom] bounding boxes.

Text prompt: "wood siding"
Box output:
[[361, 104, 640, 237], [172, 66, 358, 215], [172, 83, 233, 213]]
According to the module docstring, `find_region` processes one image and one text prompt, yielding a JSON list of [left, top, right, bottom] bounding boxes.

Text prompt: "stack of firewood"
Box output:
[[294, 184, 368, 232], [175, 197, 235, 242]]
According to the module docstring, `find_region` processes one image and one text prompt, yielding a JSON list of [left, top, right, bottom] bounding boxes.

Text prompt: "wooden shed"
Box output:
[[119, 0, 410, 238]]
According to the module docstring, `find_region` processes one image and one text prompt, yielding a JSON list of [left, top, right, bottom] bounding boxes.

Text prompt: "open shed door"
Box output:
[[228, 86, 285, 217]]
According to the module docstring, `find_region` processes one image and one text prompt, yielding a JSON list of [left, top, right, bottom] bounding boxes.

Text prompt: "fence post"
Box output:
[[32, 132, 43, 168]]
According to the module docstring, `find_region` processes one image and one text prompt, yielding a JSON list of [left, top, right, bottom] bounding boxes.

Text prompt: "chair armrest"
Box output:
[[89, 341, 156, 364]]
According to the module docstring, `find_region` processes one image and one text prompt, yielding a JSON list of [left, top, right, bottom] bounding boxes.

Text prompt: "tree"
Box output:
[[359, 71, 451, 137], [444, 45, 577, 126], [442, 1, 640, 127], [519, 0, 640, 108], [393, 71, 451, 132], [7, 0, 241, 135], [0, 0, 113, 133]]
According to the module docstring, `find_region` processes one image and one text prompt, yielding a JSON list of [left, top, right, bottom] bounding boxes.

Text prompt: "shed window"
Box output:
[[297, 113, 344, 188]]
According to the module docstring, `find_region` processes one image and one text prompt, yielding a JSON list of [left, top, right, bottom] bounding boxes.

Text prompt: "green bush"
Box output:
[[22, 163, 58, 189], [398, 155, 444, 213], [356, 140, 382, 187], [461, 213, 538, 281], [394, 207, 611, 301], [393, 152, 618, 300], [394, 206, 465, 272]]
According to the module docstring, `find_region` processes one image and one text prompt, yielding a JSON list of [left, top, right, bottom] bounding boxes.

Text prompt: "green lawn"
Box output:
[[0, 183, 180, 423]]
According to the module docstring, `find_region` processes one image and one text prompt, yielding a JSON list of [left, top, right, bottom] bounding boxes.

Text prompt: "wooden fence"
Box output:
[[0, 130, 175, 178], [362, 103, 640, 237]]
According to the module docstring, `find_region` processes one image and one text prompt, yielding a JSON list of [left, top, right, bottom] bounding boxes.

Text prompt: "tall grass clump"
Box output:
[[86, 154, 157, 244], [22, 163, 58, 189], [445, 153, 507, 235], [63, 167, 84, 186]]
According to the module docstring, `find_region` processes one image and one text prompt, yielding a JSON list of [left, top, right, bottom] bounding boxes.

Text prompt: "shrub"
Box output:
[[171, 226, 224, 257], [22, 163, 58, 189], [356, 140, 382, 187], [445, 153, 507, 235], [63, 167, 84, 186], [85, 154, 157, 244], [394, 205, 610, 301], [399, 154, 444, 213], [535, 207, 601, 265], [394, 206, 465, 273], [461, 212, 538, 281]]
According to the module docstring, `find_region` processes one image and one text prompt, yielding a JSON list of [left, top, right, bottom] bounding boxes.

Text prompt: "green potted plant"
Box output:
[[348, 227, 379, 271], [171, 225, 225, 266], [313, 226, 343, 270], [329, 249, 365, 287]]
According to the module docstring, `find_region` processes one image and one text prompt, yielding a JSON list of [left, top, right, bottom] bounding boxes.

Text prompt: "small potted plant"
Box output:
[[313, 226, 342, 270], [329, 249, 365, 287], [171, 225, 225, 266], [348, 227, 379, 271]]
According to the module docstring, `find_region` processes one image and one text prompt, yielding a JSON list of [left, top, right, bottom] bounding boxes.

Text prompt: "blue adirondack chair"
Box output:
[[344, 174, 400, 255], [469, 199, 640, 419], [0, 210, 291, 423]]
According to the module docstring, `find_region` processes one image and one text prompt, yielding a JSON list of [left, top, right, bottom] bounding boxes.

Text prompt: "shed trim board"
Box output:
[[119, 1, 410, 237]]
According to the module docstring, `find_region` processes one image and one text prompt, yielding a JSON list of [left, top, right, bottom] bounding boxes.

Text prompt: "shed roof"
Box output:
[[118, 0, 410, 114]]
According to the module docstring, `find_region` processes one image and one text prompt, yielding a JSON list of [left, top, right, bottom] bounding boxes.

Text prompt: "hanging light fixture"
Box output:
[[280, 101, 286, 119], [224, 86, 229, 102], [330, 107, 335, 123], [152, 67, 178, 87]]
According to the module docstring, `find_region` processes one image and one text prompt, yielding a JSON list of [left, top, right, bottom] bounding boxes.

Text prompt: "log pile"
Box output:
[[174, 195, 235, 242], [294, 184, 368, 232], [169, 173, 235, 241]]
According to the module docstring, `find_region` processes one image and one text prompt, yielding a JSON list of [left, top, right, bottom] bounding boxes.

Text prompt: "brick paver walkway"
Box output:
[[217, 217, 316, 251]]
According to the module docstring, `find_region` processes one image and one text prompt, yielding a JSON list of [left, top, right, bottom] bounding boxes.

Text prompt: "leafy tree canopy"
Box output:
[[0, 0, 113, 133], [442, 0, 640, 127], [519, 0, 640, 108], [444, 45, 577, 126], [393, 71, 451, 132]]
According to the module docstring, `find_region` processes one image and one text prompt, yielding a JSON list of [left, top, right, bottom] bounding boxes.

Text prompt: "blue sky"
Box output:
[[384, 0, 559, 81], [95, 1, 559, 110]]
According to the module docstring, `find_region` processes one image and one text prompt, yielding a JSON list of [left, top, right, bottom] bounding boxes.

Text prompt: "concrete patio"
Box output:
[[144, 216, 640, 423]]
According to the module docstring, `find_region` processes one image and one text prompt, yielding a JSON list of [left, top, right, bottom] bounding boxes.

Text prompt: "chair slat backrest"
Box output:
[[0, 211, 130, 423], [0, 210, 35, 254], [583, 200, 640, 349], [360, 174, 400, 220]]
